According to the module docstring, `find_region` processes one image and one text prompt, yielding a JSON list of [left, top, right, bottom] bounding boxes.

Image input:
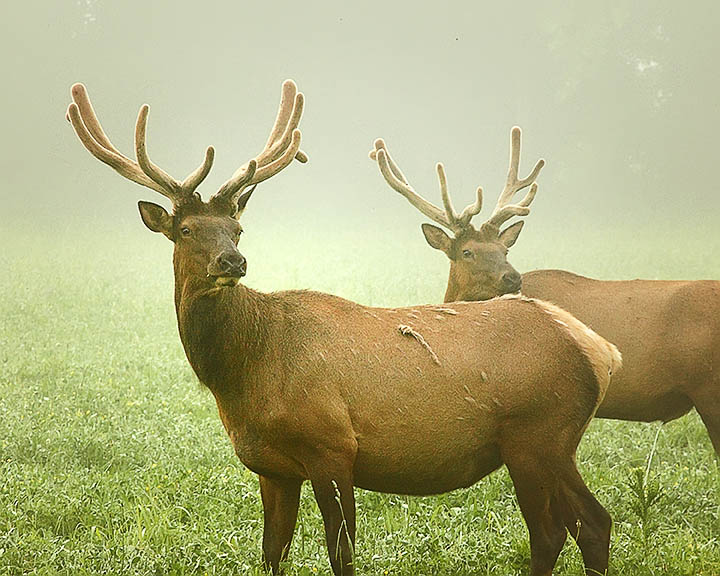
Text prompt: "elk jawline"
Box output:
[[214, 276, 240, 287]]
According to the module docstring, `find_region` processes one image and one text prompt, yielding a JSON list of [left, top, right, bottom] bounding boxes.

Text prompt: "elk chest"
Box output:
[[217, 403, 308, 481]]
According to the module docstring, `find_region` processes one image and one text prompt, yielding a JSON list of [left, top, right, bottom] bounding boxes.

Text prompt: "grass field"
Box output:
[[1, 221, 718, 575]]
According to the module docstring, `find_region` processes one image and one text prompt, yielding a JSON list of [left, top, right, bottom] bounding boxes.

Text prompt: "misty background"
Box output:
[[2, 1, 719, 304]]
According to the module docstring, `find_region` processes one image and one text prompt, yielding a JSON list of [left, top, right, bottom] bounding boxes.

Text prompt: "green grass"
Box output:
[[1, 222, 718, 575]]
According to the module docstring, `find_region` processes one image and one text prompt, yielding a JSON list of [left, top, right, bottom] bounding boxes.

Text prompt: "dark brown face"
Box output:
[[176, 213, 245, 287], [421, 221, 524, 302], [138, 196, 249, 288], [450, 236, 521, 300]]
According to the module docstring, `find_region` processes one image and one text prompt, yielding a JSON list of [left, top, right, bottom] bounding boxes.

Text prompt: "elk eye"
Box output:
[[462, 249, 473, 258], [181, 227, 191, 237]]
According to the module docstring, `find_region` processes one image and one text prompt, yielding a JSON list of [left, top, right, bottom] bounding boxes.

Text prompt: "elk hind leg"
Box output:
[[689, 382, 720, 456], [555, 465, 611, 576]]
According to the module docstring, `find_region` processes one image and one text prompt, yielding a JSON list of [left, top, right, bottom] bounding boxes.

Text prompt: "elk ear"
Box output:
[[421, 223, 452, 255], [498, 221, 524, 248], [234, 185, 256, 219], [138, 201, 174, 240]]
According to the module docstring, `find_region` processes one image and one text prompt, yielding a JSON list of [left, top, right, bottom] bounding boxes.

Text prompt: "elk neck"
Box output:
[[444, 264, 464, 303], [172, 251, 271, 396]]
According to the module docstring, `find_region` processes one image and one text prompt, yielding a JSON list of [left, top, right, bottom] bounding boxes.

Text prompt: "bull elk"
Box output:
[[371, 127, 720, 455], [68, 82, 622, 576]]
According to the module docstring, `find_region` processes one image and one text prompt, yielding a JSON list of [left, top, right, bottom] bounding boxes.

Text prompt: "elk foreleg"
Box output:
[[260, 475, 302, 574], [308, 453, 357, 576]]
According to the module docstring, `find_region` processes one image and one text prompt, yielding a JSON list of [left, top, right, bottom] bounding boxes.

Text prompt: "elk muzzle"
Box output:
[[501, 269, 522, 294], [208, 251, 247, 286]]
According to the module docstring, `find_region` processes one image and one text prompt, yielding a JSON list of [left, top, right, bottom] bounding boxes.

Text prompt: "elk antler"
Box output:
[[370, 127, 544, 235], [483, 126, 545, 230], [211, 80, 308, 205], [369, 139, 483, 234], [67, 83, 214, 204]]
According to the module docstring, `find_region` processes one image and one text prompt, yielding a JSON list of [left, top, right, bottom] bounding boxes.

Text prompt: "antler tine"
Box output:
[[497, 127, 545, 204], [370, 138, 409, 185], [437, 163, 460, 227], [457, 186, 484, 227], [485, 126, 545, 229], [371, 141, 455, 231], [70, 83, 125, 157], [181, 146, 215, 191], [517, 182, 538, 208], [263, 81, 294, 150], [436, 163, 486, 230], [134, 105, 183, 198], [252, 129, 303, 184], [214, 160, 258, 200]]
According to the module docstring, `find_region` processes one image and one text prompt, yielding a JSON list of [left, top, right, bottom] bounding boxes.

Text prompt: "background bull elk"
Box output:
[[67, 81, 622, 576], [371, 127, 720, 456]]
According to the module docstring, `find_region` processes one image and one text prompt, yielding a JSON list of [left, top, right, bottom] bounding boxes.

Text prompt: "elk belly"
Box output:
[[350, 427, 503, 496]]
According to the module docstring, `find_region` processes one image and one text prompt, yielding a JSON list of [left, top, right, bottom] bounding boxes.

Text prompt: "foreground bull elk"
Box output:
[[68, 82, 622, 576], [372, 127, 720, 455]]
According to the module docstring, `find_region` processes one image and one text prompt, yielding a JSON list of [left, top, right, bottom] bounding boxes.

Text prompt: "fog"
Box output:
[[2, 1, 719, 267]]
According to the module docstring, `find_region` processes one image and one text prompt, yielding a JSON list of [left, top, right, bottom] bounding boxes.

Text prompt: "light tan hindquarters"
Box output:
[[501, 293, 623, 406]]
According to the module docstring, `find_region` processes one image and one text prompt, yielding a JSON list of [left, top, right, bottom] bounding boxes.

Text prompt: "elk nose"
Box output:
[[502, 270, 522, 292], [215, 251, 247, 277]]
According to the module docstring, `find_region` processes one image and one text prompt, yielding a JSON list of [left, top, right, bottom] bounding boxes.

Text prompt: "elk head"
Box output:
[[67, 81, 307, 288], [370, 127, 543, 302]]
